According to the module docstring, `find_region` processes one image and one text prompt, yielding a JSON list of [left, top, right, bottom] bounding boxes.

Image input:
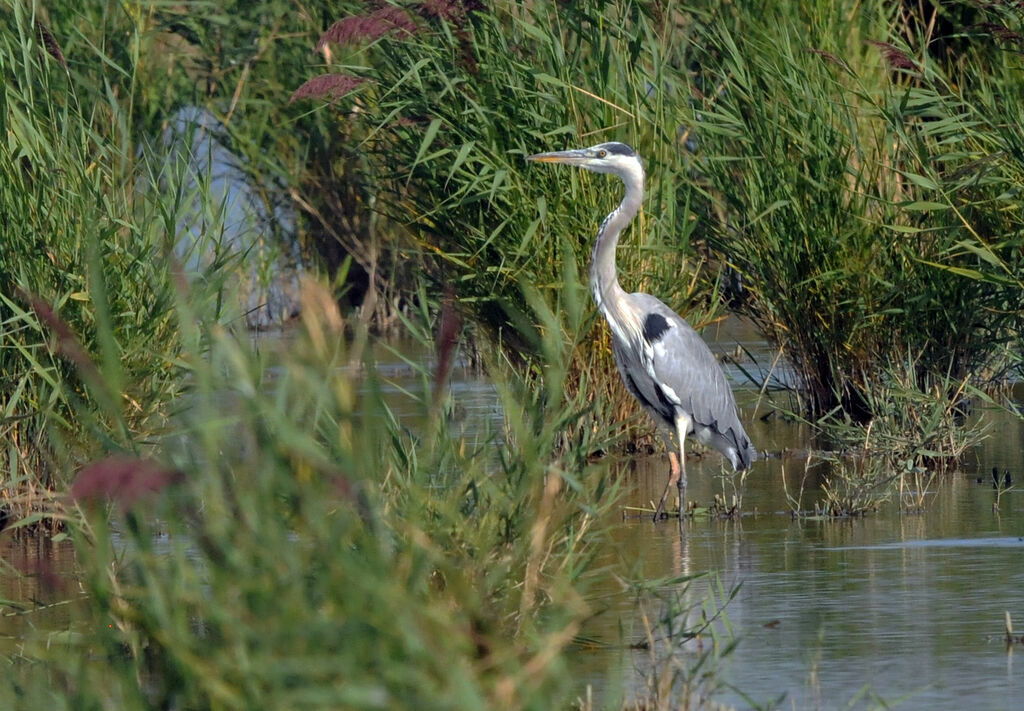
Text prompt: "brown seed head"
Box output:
[[71, 456, 184, 510], [289, 74, 366, 104], [317, 7, 418, 50]]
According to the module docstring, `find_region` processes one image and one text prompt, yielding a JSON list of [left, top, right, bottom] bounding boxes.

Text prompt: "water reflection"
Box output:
[[0, 536, 82, 654], [3, 322, 1021, 710], [579, 401, 1024, 709]]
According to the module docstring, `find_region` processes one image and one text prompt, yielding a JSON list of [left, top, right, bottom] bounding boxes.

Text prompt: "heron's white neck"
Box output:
[[590, 160, 645, 342]]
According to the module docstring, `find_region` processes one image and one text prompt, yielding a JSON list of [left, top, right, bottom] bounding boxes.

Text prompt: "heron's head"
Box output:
[[526, 141, 641, 178]]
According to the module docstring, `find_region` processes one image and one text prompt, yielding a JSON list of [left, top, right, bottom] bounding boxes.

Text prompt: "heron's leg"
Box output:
[[653, 449, 681, 521], [675, 414, 692, 504]]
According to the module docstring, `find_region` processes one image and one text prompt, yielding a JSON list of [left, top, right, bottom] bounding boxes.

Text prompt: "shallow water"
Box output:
[[0, 535, 82, 654], [579, 435, 1024, 710], [2, 322, 1022, 709]]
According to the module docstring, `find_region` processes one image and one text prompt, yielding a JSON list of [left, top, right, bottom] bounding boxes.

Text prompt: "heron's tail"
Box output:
[[729, 431, 757, 471]]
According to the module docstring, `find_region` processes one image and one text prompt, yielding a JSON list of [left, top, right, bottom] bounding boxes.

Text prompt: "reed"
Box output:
[[0, 4, 188, 523], [1, 268, 639, 709], [5, 0, 1019, 508], [1, 7, 734, 702], [10, 2, 1007, 706], [291, 0, 730, 447], [291, 0, 1023, 467], [682, 0, 1023, 426]]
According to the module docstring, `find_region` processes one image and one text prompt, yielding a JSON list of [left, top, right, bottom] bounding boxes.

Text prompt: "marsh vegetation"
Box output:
[[1, 0, 1022, 708]]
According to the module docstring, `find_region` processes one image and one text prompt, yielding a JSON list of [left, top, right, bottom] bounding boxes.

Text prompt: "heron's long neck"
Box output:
[[590, 166, 644, 340]]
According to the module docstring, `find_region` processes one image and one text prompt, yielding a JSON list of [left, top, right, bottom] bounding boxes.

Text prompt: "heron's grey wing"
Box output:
[[610, 335, 675, 428], [628, 293, 756, 468]]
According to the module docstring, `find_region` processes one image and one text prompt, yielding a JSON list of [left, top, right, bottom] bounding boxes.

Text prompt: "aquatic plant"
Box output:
[[685, 0, 1023, 424], [288, 0, 1023, 471], [0, 4, 186, 520], [292, 0, 728, 448], [0, 10, 707, 705], [1, 0, 336, 517], [621, 574, 740, 711], [1, 266, 634, 709]]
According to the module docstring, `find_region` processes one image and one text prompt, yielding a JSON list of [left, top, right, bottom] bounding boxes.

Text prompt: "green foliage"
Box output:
[[0, 8, 732, 706], [683, 0, 1024, 421], [296, 0, 722, 432], [0, 0, 333, 505], [291, 0, 1023, 458], [626, 574, 740, 709], [13, 0, 1024, 705], [0, 271, 635, 710], [0, 3, 182, 501]]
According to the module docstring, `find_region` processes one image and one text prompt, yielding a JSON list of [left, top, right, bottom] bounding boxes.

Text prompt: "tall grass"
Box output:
[[13, 0, 1010, 705], [1, 267, 646, 709], [293, 0, 1022, 464], [681, 0, 1023, 429], [292, 0, 727, 443], [0, 3, 185, 515], [1, 5, 742, 707], [5, 0, 1017, 505], [1, 0, 339, 512]]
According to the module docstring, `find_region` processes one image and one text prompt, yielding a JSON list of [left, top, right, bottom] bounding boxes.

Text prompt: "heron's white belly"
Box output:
[[691, 423, 715, 446]]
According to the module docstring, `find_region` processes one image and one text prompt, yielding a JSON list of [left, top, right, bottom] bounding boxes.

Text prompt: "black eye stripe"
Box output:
[[594, 142, 637, 157]]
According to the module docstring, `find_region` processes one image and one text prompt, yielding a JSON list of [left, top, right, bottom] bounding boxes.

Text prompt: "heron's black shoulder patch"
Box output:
[[642, 313, 670, 345]]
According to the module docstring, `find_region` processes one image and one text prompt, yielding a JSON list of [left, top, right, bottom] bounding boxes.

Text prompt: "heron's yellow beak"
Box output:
[[526, 149, 588, 165]]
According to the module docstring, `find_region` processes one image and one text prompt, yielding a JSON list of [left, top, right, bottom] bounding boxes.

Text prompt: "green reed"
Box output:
[[291, 0, 1022, 470], [0, 11, 715, 686], [682, 0, 1023, 427], [4, 0, 1019, 521], [1, 264, 658, 710], [291, 0, 729, 443], [0, 3, 186, 517]]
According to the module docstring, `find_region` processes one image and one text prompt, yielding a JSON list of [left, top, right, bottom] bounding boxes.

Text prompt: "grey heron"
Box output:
[[527, 141, 756, 520]]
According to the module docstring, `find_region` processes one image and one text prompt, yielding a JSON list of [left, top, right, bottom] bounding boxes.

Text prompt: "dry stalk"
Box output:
[[519, 469, 562, 624]]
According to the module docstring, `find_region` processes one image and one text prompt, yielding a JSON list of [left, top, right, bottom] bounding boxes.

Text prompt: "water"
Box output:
[[419, 317, 1024, 709], [3, 323, 1022, 709], [580, 444, 1024, 709], [0, 535, 82, 654]]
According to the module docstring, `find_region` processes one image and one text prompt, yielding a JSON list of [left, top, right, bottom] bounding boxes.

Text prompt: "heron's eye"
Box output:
[[597, 149, 607, 158]]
